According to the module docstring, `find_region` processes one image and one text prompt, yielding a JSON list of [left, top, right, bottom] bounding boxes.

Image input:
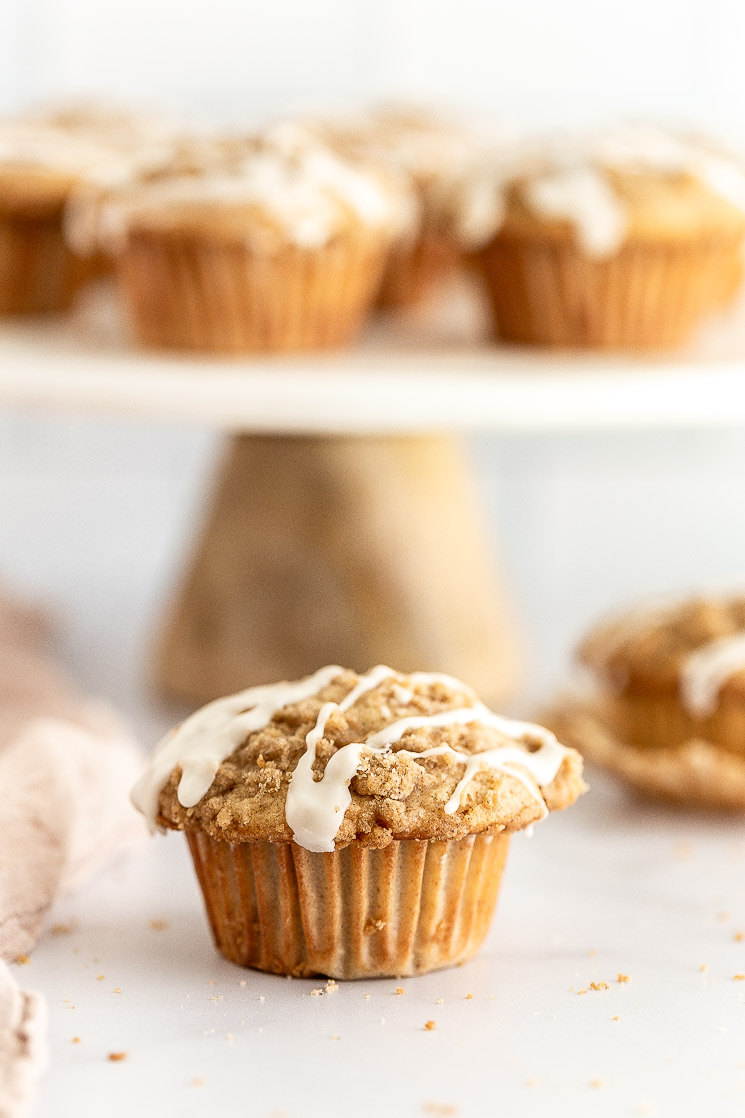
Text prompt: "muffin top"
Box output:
[[578, 594, 745, 716], [0, 105, 178, 216], [444, 123, 745, 257], [95, 123, 414, 253], [132, 664, 584, 852]]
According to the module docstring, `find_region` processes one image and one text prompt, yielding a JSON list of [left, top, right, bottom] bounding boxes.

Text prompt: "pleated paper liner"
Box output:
[[116, 227, 390, 353], [376, 230, 460, 310], [186, 830, 509, 979], [476, 234, 745, 349], [0, 211, 99, 314]]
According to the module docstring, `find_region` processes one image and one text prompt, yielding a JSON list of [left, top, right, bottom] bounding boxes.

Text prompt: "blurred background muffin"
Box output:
[[445, 123, 745, 349]]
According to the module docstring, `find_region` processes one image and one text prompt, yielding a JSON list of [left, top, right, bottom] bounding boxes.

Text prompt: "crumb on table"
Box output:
[[424, 1020, 436, 1031], [107, 1052, 127, 1062]]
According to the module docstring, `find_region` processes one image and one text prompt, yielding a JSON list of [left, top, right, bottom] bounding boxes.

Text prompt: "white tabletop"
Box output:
[[4, 284, 745, 434], [24, 775, 745, 1118]]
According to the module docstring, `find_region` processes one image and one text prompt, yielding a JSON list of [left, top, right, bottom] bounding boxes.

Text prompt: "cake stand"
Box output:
[[3, 285, 745, 706]]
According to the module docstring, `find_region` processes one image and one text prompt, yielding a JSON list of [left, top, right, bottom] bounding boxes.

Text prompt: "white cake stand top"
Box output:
[[2, 286, 745, 434]]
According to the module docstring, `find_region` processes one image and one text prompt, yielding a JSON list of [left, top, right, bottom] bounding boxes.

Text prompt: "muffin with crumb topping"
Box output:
[[547, 594, 745, 809], [102, 124, 410, 352], [132, 664, 584, 979], [445, 123, 745, 349]]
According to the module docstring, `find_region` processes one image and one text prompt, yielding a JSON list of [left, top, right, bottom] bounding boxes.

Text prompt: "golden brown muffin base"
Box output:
[[117, 226, 389, 353], [594, 687, 745, 759], [546, 696, 745, 811], [0, 210, 97, 314], [187, 830, 509, 978], [476, 233, 744, 349]]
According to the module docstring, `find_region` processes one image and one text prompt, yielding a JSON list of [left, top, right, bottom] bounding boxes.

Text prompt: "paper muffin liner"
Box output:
[[186, 830, 509, 979], [0, 212, 97, 314], [116, 228, 390, 353], [377, 231, 460, 309], [476, 235, 745, 349]]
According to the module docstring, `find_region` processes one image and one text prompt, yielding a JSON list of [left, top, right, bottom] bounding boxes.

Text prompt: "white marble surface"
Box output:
[[2, 412, 745, 1116]]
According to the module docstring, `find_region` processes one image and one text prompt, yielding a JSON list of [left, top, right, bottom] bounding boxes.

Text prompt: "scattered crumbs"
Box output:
[[148, 918, 169, 931], [210, 996, 225, 1003], [239, 980, 247, 987], [14, 954, 31, 966], [612, 1015, 619, 1022], [395, 987, 405, 995], [107, 1052, 127, 1062], [700, 964, 708, 973], [577, 989, 588, 996], [464, 993, 473, 1000], [208, 980, 216, 987], [589, 982, 609, 991], [435, 997, 444, 1005], [717, 912, 731, 923], [311, 988, 323, 997], [330, 1034, 340, 1041], [422, 1105, 458, 1117], [733, 974, 745, 981], [568, 987, 574, 993], [364, 993, 371, 1000], [72, 1037, 81, 1044], [590, 1078, 605, 1089], [325, 979, 339, 995], [51, 923, 74, 936], [364, 918, 386, 935], [96, 975, 105, 982], [617, 973, 630, 984], [192, 1078, 204, 1088], [113, 987, 121, 994], [735, 931, 745, 942], [424, 1020, 437, 1031]]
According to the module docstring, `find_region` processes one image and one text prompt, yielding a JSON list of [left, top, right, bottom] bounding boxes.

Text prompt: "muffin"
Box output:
[[0, 106, 173, 314], [313, 106, 498, 309], [132, 664, 584, 979], [445, 123, 745, 348], [102, 124, 410, 353], [547, 594, 745, 809]]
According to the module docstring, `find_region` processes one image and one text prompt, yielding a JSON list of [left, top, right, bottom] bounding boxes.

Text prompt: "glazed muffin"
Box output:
[[0, 106, 174, 314], [445, 123, 745, 349], [547, 594, 745, 809], [314, 106, 497, 309], [132, 664, 584, 979], [102, 124, 410, 353]]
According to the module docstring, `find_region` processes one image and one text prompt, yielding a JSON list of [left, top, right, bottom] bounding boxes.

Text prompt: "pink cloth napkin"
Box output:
[[0, 591, 145, 1116]]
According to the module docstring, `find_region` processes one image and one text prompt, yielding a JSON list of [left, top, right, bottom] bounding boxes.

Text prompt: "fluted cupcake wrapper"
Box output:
[[477, 235, 745, 349], [117, 229, 389, 354], [0, 212, 96, 314], [377, 230, 460, 310], [186, 831, 509, 979]]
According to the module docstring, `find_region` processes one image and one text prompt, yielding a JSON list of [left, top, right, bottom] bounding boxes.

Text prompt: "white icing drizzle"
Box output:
[[680, 633, 745, 718], [130, 664, 346, 824], [133, 663, 570, 855], [527, 167, 627, 256]]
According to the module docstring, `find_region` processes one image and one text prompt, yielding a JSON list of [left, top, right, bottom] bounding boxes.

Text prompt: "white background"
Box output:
[[3, 2, 745, 1114]]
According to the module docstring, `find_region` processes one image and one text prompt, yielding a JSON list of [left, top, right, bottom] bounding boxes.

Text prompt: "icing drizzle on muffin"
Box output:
[[132, 664, 570, 852]]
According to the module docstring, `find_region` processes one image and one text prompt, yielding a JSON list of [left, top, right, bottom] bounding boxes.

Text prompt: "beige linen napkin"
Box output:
[[0, 591, 145, 1116]]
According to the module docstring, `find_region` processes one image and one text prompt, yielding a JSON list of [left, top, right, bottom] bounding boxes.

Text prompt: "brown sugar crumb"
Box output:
[[113, 987, 121, 994], [14, 954, 31, 966], [735, 932, 745, 942], [700, 964, 708, 973], [589, 982, 610, 991], [107, 1052, 127, 1062], [464, 993, 473, 1000], [612, 1016, 619, 1022], [325, 979, 339, 995], [590, 1078, 605, 1089], [364, 993, 371, 1000], [435, 997, 444, 1005], [733, 974, 745, 981], [208, 980, 216, 986], [96, 975, 105, 981], [617, 973, 631, 984], [424, 1020, 437, 1031], [364, 918, 386, 935], [311, 988, 323, 997], [149, 918, 169, 931], [395, 987, 405, 995], [72, 1037, 81, 1044], [717, 912, 731, 923], [577, 988, 588, 996], [239, 980, 247, 986], [51, 923, 74, 936]]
